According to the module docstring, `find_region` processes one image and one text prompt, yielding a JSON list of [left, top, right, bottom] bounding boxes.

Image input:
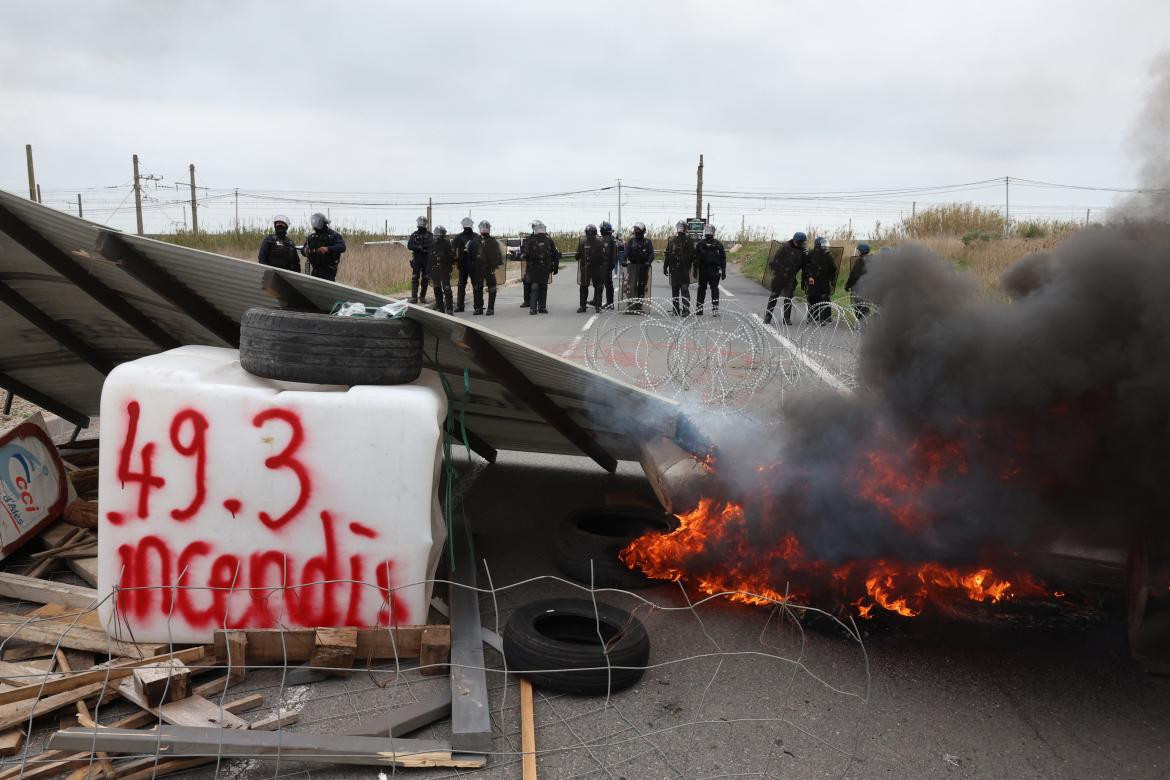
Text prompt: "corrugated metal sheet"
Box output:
[[0, 190, 680, 465]]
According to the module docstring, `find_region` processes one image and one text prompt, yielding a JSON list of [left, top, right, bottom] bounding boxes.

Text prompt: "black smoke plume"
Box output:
[[704, 232, 1170, 571]]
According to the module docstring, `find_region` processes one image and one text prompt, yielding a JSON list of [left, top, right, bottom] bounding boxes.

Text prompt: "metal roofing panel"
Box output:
[[0, 189, 682, 465]]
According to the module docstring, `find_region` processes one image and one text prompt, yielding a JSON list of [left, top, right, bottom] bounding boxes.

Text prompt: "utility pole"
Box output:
[[1085, 208, 1091, 226], [132, 154, 144, 235], [695, 154, 704, 219], [36, 184, 42, 204], [616, 179, 622, 235], [426, 197, 432, 229], [25, 144, 36, 201], [384, 218, 388, 236], [77, 193, 83, 218], [1004, 176, 1010, 235], [188, 164, 199, 234], [912, 201, 916, 220], [706, 201, 710, 224], [234, 188, 239, 233]]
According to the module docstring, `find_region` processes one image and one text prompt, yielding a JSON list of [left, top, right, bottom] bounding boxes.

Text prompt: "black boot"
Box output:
[[409, 281, 419, 304], [486, 290, 496, 315]]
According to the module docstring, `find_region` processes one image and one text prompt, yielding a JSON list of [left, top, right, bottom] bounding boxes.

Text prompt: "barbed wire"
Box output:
[[583, 297, 876, 416], [0, 571, 872, 779]]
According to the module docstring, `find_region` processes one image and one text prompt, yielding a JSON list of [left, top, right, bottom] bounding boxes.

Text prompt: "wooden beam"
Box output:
[[521, 677, 537, 780], [114, 678, 248, 729], [0, 204, 179, 349], [448, 523, 492, 753], [0, 369, 88, 428], [419, 625, 450, 676], [96, 231, 240, 347], [49, 726, 487, 769], [450, 326, 617, 472], [211, 625, 445, 664], [308, 627, 356, 677], [132, 659, 191, 706], [0, 571, 98, 609], [0, 647, 207, 707], [260, 269, 322, 312], [0, 610, 166, 658], [0, 280, 114, 374]]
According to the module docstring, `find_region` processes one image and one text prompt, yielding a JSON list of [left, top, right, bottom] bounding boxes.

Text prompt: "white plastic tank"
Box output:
[[97, 345, 447, 644]]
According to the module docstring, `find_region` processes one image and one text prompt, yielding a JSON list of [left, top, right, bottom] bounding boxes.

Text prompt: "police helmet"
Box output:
[[792, 231, 807, 244], [676, 220, 687, 232], [585, 223, 597, 235], [435, 225, 447, 236], [478, 220, 491, 233], [703, 223, 716, 236], [273, 214, 290, 227], [857, 243, 871, 255], [416, 216, 428, 228], [461, 217, 474, 229], [532, 220, 547, 234], [310, 212, 328, 230], [814, 236, 829, 248], [633, 222, 646, 234], [599, 221, 613, 234]]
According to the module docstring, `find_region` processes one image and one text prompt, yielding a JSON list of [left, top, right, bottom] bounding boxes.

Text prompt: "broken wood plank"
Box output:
[[419, 625, 451, 676], [223, 630, 247, 683], [449, 523, 492, 753], [0, 660, 63, 686], [211, 624, 447, 663], [0, 707, 161, 780], [0, 646, 206, 707], [0, 727, 23, 758], [342, 688, 452, 738], [250, 709, 300, 731], [68, 557, 98, 587], [115, 678, 248, 729], [0, 680, 109, 731], [55, 651, 115, 780], [29, 538, 97, 560], [50, 726, 488, 768], [0, 572, 98, 609], [521, 677, 537, 780], [132, 659, 190, 706], [0, 609, 166, 658], [308, 627, 356, 676]]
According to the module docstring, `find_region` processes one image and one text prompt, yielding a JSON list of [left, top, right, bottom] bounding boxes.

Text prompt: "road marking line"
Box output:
[[751, 313, 851, 394], [582, 314, 599, 331], [720, 287, 736, 298], [560, 334, 584, 358]]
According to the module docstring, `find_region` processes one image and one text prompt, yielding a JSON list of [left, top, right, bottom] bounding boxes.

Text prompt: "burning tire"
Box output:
[[503, 598, 650, 694], [239, 307, 422, 385], [554, 506, 675, 589]]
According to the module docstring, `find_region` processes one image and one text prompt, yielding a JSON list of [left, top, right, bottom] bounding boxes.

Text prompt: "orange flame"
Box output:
[[621, 498, 1048, 619]]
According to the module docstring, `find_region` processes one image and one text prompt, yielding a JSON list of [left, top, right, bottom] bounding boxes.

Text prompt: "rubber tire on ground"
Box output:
[[503, 598, 650, 694], [239, 307, 423, 385], [554, 506, 675, 589]]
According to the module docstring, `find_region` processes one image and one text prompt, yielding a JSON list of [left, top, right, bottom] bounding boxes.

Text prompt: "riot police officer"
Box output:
[[844, 242, 872, 319], [258, 214, 300, 273], [429, 226, 455, 315], [406, 215, 432, 304], [575, 224, 607, 313], [623, 222, 654, 312], [523, 220, 560, 315], [803, 236, 839, 324], [472, 220, 503, 316], [452, 217, 476, 312], [664, 219, 696, 316], [301, 212, 346, 281], [597, 221, 617, 308], [693, 223, 726, 316], [764, 231, 808, 326]]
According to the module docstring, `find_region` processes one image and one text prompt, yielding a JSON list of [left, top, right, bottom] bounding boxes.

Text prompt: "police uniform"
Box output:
[[523, 233, 561, 314], [301, 227, 346, 281], [258, 232, 301, 273], [664, 231, 696, 315], [472, 233, 503, 315], [406, 227, 433, 303], [693, 235, 726, 315]]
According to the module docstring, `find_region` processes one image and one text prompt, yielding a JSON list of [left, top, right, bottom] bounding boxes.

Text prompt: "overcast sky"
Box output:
[[2, 0, 1169, 236]]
